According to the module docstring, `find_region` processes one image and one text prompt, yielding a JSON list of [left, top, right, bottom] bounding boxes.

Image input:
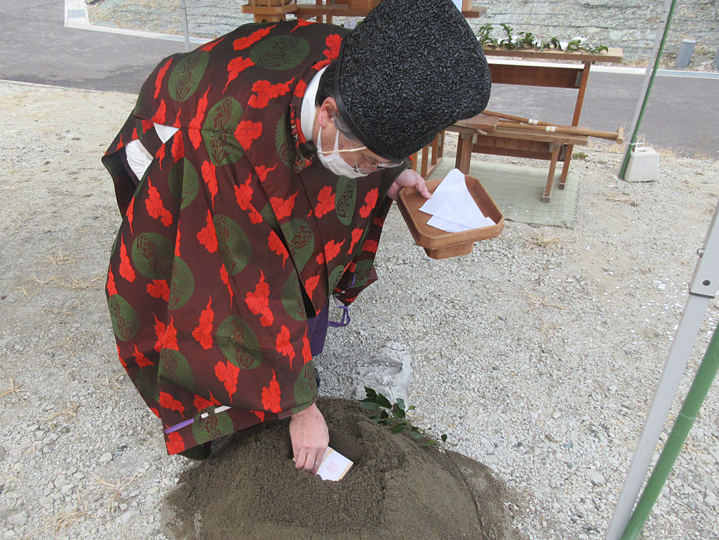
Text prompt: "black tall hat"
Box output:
[[333, 0, 491, 161]]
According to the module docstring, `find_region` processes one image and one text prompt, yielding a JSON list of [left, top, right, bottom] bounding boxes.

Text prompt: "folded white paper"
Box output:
[[317, 447, 353, 481], [419, 169, 495, 232]]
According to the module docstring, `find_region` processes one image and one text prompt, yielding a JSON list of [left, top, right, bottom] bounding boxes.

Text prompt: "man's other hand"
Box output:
[[290, 403, 329, 474], [386, 168, 432, 200]]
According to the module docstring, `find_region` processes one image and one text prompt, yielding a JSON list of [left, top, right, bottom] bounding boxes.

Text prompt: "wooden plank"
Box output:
[[488, 62, 583, 88], [487, 126, 588, 146], [447, 114, 498, 133], [482, 46, 623, 64]]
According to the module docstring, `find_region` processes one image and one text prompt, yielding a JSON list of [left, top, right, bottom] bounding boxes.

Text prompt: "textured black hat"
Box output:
[[333, 0, 491, 161]]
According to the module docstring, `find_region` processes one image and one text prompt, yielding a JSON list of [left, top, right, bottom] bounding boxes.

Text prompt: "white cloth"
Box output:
[[300, 67, 326, 144], [124, 124, 180, 181]]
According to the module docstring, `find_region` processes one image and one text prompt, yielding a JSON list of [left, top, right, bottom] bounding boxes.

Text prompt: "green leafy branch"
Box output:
[[359, 387, 447, 447], [478, 23, 608, 54]]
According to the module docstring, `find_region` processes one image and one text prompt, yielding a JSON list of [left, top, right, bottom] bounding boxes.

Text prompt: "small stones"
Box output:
[[98, 452, 112, 464], [38, 496, 54, 509], [121, 509, 141, 524], [705, 493, 719, 507], [6, 511, 28, 527]]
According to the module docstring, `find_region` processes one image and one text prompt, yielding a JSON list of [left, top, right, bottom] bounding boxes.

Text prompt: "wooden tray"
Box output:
[[396, 175, 504, 259]]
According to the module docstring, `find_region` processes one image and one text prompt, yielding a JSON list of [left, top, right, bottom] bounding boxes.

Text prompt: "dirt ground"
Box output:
[[1, 80, 718, 539]]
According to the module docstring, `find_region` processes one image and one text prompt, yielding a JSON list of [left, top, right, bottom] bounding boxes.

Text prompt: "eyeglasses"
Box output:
[[334, 132, 404, 174]]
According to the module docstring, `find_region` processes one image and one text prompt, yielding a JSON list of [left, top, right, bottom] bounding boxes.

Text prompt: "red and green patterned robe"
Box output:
[[102, 20, 398, 455]]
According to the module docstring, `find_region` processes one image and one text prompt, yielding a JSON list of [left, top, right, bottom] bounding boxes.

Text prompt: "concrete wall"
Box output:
[[469, 0, 719, 64]]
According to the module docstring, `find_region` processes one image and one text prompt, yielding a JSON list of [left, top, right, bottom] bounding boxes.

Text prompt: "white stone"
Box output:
[[590, 471, 605, 486], [121, 510, 141, 524], [54, 475, 69, 488], [98, 452, 112, 464], [705, 493, 719, 507], [7, 512, 28, 527], [39, 496, 54, 509], [60, 484, 74, 495]]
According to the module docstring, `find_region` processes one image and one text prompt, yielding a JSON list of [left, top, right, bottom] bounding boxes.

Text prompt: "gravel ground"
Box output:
[[1, 80, 718, 539]]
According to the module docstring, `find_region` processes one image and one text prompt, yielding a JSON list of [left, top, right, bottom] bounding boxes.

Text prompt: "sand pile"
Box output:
[[165, 398, 520, 540]]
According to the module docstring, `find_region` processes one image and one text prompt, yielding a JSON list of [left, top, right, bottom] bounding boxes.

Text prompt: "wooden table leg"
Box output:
[[542, 143, 561, 203], [559, 144, 573, 190], [455, 133, 473, 174], [421, 145, 429, 178]]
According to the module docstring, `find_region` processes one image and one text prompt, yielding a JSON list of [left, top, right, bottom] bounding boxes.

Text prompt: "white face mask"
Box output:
[[316, 125, 368, 178]]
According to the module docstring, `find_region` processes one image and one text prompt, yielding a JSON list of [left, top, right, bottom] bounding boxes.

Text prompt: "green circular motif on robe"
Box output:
[[281, 273, 306, 322], [203, 96, 245, 167], [352, 259, 374, 289], [133, 365, 160, 403], [328, 264, 346, 295], [168, 51, 210, 102], [214, 215, 251, 275], [275, 114, 293, 170], [168, 257, 195, 310], [216, 314, 262, 369], [280, 219, 314, 273], [335, 176, 357, 227], [192, 411, 235, 445], [293, 362, 317, 413], [108, 294, 140, 342], [132, 233, 174, 281], [260, 202, 279, 230], [250, 35, 310, 71], [167, 158, 199, 210], [158, 349, 195, 393]]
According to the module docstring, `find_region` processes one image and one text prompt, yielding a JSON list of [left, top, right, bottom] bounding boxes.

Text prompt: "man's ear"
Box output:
[[318, 97, 337, 129]]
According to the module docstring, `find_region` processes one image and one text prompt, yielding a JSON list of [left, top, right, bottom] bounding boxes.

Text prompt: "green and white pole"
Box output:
[[620, 321, 719, 539], [605, 199, 719, 539]]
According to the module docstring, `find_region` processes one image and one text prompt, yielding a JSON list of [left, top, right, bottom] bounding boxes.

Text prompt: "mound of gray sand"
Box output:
[[165, 398, 520, 540]]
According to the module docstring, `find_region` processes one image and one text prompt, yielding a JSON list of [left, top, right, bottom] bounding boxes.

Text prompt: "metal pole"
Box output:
[[179, 0, 191, 52], [620, 321, 719, 540], [618, 0, 678, 180], [605, 199, 719, 540]]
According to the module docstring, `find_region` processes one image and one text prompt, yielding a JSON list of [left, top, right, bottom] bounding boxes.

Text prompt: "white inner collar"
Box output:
[[300, 66, 327, 145]]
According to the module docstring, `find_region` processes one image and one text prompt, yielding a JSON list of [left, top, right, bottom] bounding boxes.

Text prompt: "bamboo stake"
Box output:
[[496, 121, 624, 143]]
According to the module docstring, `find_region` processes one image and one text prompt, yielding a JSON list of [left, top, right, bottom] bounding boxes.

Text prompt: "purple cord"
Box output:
[[329, 304, 351, 327]]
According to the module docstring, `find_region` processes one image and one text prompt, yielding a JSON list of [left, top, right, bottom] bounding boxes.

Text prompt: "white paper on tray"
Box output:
[[419, 168, 495, 232]]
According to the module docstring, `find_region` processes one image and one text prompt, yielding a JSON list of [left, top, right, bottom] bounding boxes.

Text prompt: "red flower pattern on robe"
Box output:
[[192, 298, 214, 350], [362, 239, 379, 253], [152, 99, 167, 124], [253, 410, 265, 422], [224, 57, 255, 93], [131, 127, 139, 142], [174, 224, 181, 257], [268, 231, 289, 269], [153, 314, 165, 353], [197, 210, 218, 253], [324, 239, 344, 262], [234, 174, 253, 210], [107, 267, 118, 296], [373, 216, 385, 227], [114, 134, 124, 151], [201, 161, 218, 208], [349, 228, 363, 253], [166, 432, 185, 454], [305, 275, 320, 300], [245, 271, 274, 327], [324, 34, 341, 60], [262, 371, 282, 413], [275, 326, 295, 368], [199, 37, 224, 52], [215, 361, 240, 401], [154, 59, 173, 99], [145, 179, 173, 226], [147, 279, 170, 301], [359, 188, 378, 218], [160, 391, 185, 415], [194, 394, 215, 411], [235, 120, 263, 150], [133, 344, 154, 368], [173, 106, 182, 128], [220, 264, 234, 308], [171, 129, 184, 162], [302, 332, 312, 364], [119, 236, 135, 282], [126, 197, 135, 234], [316, 252, 325, 265], [117, 344, 127, 369], [233, 26, 274, 50], [163, 317, 179, 350], [248, 78, 294, 109], [141, 119, 154, 133], [315, 185, 335, 218], [294, 79, 307, 98], [255, 164, 277, 182], [269, 191, 298, 220], [290, 19, 313, 33], [155, 144, 166, 170], [188, 87, 210, 149]]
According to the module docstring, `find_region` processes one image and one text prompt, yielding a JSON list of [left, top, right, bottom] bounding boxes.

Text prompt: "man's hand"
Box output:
[[386, 168, 432, 200], [289, 403, 329, 474]]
